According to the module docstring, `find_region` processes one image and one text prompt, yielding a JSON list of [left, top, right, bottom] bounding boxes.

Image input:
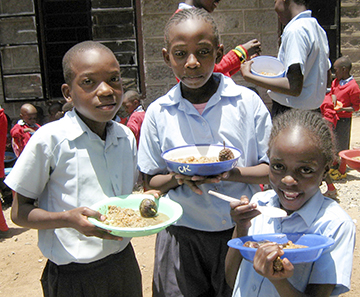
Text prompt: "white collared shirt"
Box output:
[[6, 109, 138, 265], [268, 10, 331, 109], [138, 74, 272, 231]]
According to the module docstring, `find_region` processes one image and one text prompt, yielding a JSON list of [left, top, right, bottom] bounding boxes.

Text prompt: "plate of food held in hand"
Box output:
[[250, 56, 286, 78], [88, 194, 183, 237], [161, 143, 241, 176], [228, 233, 334, 270]]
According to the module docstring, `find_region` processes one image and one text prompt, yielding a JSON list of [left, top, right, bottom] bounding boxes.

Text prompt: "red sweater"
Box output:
[[126, 111, 145, 147], [10, 121, 40, 157], [329, 78, 360, 118], [0, 109, 7, 178]]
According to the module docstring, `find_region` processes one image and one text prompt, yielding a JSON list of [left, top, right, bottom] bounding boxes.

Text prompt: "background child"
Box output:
[[327, 56, 360, 180], [5, 41, 147, 297], [10, 103, 41, 157], [138, 9, 272, 297], [240, 0, 331, 117], [225, 110, 355, 297], [122, 90, 145, 147], [176, 0, 261, 77], [0, 105, 9, 232]]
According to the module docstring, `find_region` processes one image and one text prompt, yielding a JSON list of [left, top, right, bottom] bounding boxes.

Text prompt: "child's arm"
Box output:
[[144, 173, 222, 196], [11, 192, 123, 241], [253, 243, 335, 297], [221, 162, 269, 185], [225, 196, 261, 288], [240, 61, 304, 97]]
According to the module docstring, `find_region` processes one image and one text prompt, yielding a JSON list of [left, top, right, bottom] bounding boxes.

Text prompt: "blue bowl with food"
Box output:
[[228, 233, 334, 264], [161, 144, 241, 176]]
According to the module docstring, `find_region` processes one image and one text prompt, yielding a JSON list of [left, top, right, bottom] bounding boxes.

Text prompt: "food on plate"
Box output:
[[352, 156, 360, 161], [219, 141, 235, 161], [259, 71, 277, 76], [170, 155, 219, 163], [243, 240, 308, 271], [139, 198, 158, 218], [103, 205, 169, 228]]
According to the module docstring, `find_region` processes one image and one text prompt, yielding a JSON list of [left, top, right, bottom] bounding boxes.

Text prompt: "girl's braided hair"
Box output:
[[268, 109, 336, 166], [164, 8, 220, 49]]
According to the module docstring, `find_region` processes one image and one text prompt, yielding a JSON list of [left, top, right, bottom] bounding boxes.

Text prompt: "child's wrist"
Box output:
[[234, 45, 249, 61]]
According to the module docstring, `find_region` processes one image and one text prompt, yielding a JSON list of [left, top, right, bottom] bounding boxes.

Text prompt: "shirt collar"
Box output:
[[340, 76, 353, 86], [64, 109, 128, 145], [178, 3, 193, 10], [285, 190, 324, 226], [158, 73, 241, 109], [258, 189, 324, 227]]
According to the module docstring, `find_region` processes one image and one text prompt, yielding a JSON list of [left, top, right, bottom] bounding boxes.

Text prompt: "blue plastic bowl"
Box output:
[[228, 233, 334, 264], [4, 151, 16, 163], [161, 144, 241, 176], [251, 56, 285, 78]]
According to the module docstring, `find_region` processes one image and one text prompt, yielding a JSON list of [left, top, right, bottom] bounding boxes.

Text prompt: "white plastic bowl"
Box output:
[[251, 56, 286, 78]]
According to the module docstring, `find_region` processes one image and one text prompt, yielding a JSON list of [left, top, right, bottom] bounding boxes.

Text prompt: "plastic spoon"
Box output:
[[208, 190, 287, 218]]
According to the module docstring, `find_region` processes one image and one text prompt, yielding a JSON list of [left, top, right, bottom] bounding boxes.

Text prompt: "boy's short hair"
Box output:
[[336, 56, 352, 71], [164, 8, 220, 49], [62, 41, 117, 85]]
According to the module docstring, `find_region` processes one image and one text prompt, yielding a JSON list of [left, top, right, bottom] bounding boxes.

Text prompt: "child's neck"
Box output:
[[181, 75, 220, 104]]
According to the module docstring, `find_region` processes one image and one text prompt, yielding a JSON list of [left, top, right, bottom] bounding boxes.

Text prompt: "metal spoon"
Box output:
[[208, 190, 287, 218]]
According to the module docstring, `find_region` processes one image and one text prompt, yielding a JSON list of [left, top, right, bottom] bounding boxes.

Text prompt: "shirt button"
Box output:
[[252, 284, 257, 291], [222, 219, 226, 225]]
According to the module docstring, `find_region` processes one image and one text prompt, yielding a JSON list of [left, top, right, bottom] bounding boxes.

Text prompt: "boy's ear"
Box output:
[[216, 44, 224, 64], [61, 84, 73, 103], [162, 48, 171, 67]]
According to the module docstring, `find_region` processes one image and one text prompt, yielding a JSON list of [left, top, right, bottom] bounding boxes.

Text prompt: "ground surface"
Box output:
[[1, 116, 360, 297]]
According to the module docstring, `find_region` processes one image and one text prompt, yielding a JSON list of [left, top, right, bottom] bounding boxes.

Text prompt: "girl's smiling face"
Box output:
[[269, 126, 328, 214]]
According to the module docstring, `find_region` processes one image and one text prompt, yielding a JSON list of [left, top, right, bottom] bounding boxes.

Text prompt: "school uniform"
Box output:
[[5, 109, 141, 297], [138, 73, 272, 296], [232, 189, 355, 297]]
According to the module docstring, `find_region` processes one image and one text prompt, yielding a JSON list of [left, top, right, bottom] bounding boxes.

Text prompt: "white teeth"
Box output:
[[283, 191, 299, 200]]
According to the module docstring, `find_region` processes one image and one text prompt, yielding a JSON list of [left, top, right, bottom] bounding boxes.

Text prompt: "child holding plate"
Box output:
[[5, 41, 158, 297], [225, 110, 355, 297], [138, 8, 272, 297], [240, 0, 331, 117]]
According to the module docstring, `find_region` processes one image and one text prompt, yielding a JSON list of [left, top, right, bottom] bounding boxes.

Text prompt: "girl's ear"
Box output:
[[61, 84, 72, 103], [162, 48, 171, 67], [216, 44, 224, 64]]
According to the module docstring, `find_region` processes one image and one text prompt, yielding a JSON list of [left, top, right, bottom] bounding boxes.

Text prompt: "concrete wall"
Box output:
[[140, 0, 279, 109]]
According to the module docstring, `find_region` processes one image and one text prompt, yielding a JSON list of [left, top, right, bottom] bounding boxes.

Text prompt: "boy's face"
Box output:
[[193, 0, 221, 12], [333, 60, 348, 80], [162, 18, 223, 90], [122, 98, 138, 115], [268, 127, 327, 214], [61, 48, 123, 124], [21, 110, 37, 126]]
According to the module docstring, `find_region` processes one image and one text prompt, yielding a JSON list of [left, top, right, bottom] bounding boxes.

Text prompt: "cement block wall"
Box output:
[[140, 0, 278, 109]]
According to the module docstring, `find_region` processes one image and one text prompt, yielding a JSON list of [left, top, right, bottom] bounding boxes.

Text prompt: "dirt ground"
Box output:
[[1, 117, 360, 297]]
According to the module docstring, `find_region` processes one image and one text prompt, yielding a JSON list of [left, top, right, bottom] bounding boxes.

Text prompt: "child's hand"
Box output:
[[241, 39, 261, 58], [67, 207, 123, 241], [143, 189, 162, 199], [253, 242, 294, 281], [172, 172, 221, 195], [229, 196, 260, 233], [239, 60, 253, 77]]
